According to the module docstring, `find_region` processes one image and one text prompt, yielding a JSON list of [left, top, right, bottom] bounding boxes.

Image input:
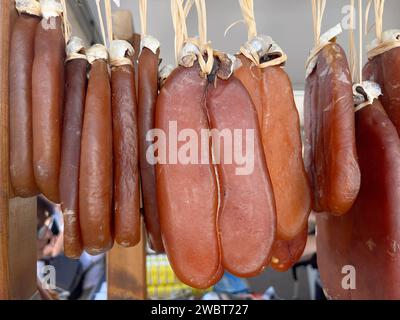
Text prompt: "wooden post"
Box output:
[[0, 0, 38, 300], [0, 0, 13, 300], [8, 198, 38, 299], [107, 221, 147, 300], [107, 10, 147, 300]]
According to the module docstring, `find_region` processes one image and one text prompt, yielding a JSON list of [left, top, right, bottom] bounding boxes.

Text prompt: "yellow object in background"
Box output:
[[147, 254, 211, 299]]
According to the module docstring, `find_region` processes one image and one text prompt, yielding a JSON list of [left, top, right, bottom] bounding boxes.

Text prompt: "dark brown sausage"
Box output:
[[138, 47, 164, 252], [206, 75, 276, 278], [317, 98, 400, 299], [32, 16, 65, 203], [111, 60, 140, 247], [80, 55, 113, 255], [364, 48, 400, 135], [304, 43, 360, 215], [59, 55, 88, 258], [156, 64, 222, 289], [9, 12, 40, 197]]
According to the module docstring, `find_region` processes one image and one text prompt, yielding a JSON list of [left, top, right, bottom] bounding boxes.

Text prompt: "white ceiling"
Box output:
[[86, 0, 400, 89]]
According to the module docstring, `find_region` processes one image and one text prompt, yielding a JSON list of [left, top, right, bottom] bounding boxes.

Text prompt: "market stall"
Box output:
[[1, 0, 400, 301]]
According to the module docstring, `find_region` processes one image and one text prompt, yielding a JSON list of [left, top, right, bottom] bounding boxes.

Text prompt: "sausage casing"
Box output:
[[111, 63, 140, 247], [156, 64, 222, 289], [206, 76, 276, 278], [317, 98, 400, 299], [59, 58, 88, 258], [364, 48, 400, 135], [270, 225, 308, 272], [32, 16, 65, 203], [9, 13, 40, 197], [304, 43, 360, 215], [79, 58, 113, 254], [235, 55, 311, 240], [138, 47, 164, 252]]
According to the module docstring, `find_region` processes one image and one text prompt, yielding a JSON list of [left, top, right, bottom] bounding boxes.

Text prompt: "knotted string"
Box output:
[[366, 0, 400, 59], [191, 0, 213, 75], [239, 0, 257, 40], [312, 0, 327, 47], [238, 0, 287, 68], [171, 0, 193, 64]]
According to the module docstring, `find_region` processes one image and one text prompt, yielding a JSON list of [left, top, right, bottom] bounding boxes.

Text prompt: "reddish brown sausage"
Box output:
[[235, 55, 311, 240], [206, 75, 276, 277], [80, 53, 113, 255], [317, 98, 400, 299], [111, 57, 140, 247], [32, 16, 65, 203], [304, 43, 360, 215], [270, 225, 308, 272], [156, 64, 222, 289], [9, 12, 40, 197], [138, 47, 164, 252], [364, 48, 400, 135], [59, 52, 88, 258]]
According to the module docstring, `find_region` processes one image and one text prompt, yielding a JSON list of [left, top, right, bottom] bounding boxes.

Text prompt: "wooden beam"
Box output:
[[8, 198, 37, 299], [112, 10, 135, 41], [0, 0, 13, 300], [107, 9, 146, 300], [107, 221, 147, 300], [0, 1, 38, 300]]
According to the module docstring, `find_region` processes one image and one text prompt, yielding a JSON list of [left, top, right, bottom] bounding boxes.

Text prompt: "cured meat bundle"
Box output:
[[235, 37, 311, 242], [364, 30, 400, 134], [138, 35, 165, 253], [233, 0, 310, 271], [157, 48, 276, 287], [59, 37, 88, 259], [9, 0, 40, 198], [156, 0, 277, 287], [304, 41, 360, 215], [110, 40, 141, 248], [317, 80, 400, 299], [156, 61, 222, 289], [206, 72, 276, 277], [79, 44, 114, 255], [32, 0, 65, 203]]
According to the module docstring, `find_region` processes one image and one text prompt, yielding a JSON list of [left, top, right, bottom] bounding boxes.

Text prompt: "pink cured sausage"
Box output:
[[206, 76, 276, 277], [156, 63, 222, 289]]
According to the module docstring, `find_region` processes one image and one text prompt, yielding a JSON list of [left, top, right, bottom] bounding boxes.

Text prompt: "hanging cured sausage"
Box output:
[[110, 40, 141, 247], [206, 65, 276, 278], [79, 45, 114, 255], [157, 49, 276, 285], [138, 36, 164, 253], [364, 31, 400, 134], [156, 0, 279, 287], [235, 37, 311, 241], [9, 0, 41, 198], [304, 42, 360, 215], [317, 92, 400, 299], [156, 62, 222, 289], [270, 226, 308, 272], [59, 37, 88, 259], [32, 0, 65, 203]]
